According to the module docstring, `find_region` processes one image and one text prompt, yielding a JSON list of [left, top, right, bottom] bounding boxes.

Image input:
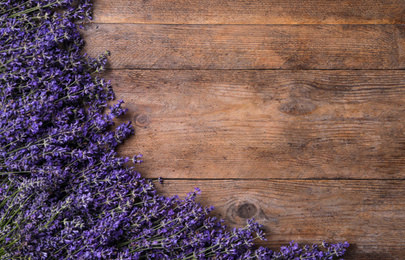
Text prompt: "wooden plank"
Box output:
[[108, 70, 405, 179], [155, 179, 405, 260], [81, 24, 405, 70], [92, 0, 405, 25]]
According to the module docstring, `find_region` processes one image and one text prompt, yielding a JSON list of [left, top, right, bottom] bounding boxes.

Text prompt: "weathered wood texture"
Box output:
[[92, 0, 405, 258], [92, 0, 405, 25], [82, 24, 405, 70], [108, 70, 405, 179], [156, 179, 405, 260]]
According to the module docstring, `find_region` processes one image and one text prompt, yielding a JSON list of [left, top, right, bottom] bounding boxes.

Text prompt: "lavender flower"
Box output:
[[0, 1, 349, 259]]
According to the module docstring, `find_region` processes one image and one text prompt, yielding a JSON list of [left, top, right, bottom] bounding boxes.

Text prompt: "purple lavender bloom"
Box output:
[[0, 1, 349, 259]]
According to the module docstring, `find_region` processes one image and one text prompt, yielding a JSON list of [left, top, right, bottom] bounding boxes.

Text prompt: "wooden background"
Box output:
[[85, 1, 405, 259]]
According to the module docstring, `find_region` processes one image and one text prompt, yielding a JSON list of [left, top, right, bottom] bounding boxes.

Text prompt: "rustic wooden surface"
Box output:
[[92, 0, 405, 25], [156, 180, 405, 259], [90, 0, 405, 259], [111, 70, 405, 180], [83, 24, 405, 70]]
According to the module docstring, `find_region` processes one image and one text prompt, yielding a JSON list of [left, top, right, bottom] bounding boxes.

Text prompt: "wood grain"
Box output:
[[88, 1, 405, 258], [106, 70, 405, 179], [155, 179, 405, 260], [92, 0, 405, 25], [81, 24, 405, 70]]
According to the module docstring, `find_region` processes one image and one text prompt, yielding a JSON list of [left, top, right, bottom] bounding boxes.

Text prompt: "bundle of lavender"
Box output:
[[0, 1, 349, 259]]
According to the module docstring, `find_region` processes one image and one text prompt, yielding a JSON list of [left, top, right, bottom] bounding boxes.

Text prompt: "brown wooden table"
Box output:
[[85, 1, 405, 259]]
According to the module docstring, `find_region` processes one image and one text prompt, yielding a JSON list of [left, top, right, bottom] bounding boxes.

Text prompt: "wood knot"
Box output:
[[279, 99, 316, 116], [236, 203, 257, 219], [135, 114, 150, 127], [226, 200, 272, 225]]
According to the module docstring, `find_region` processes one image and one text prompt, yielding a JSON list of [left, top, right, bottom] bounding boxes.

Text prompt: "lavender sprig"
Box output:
[[0, 1, 349, 259]]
